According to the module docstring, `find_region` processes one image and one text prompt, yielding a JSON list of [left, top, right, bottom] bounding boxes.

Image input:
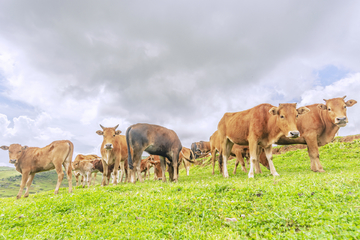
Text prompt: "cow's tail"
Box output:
[[65, 141, 74, 175], [125, 126, 134, 170], [187, 149, 196, 163]]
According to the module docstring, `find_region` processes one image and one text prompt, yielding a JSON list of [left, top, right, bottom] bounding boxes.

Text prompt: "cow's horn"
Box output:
[[100, 124, 105, 130], [114, 124, 119, 130], [343, 95, 347, 99]]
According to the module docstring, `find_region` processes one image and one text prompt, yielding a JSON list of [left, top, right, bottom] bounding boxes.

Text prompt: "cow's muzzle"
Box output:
[[104, 143, 113, 150], [288, 131, 300, 138], [335, 117, 348, 127], [9, 159, 17, 164]]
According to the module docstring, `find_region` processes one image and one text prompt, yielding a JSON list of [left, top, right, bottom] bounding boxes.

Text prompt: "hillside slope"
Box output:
[[1, 140, 360, 239]]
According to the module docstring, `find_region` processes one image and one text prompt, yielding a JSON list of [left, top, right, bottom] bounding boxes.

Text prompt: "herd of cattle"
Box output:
[[0, 96, 357, 199]]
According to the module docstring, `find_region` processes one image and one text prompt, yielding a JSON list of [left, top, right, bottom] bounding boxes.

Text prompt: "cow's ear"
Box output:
[[22, 146, 28, 150], [115, 130, 122, 135], [346, 99, 357, 107], [297, 107, 310, 115], [0, 146, 9, 150], [269, 107, 279, 115], [317, 104, 327, 110], [96, 130, 103, 136]]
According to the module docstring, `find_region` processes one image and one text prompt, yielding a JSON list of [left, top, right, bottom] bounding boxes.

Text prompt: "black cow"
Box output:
[[126, 123, 182, 183]]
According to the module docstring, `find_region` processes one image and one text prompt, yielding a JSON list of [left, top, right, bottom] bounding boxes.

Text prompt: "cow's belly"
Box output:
[[32, 162, 55, 173]]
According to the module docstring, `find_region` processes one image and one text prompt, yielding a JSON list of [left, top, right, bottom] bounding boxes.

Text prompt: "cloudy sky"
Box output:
[[1, 1, 359, 167]]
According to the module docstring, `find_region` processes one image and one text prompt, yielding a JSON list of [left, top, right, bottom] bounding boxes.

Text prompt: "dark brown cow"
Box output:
[[96, 124, 129, 186], [210, 130, 269, 175], [126, 123, 182, 183], [0, 140, 73, 199], [192, 141, 211, 158], [217, 103, 310, 178], [276, 96, 357, 172]]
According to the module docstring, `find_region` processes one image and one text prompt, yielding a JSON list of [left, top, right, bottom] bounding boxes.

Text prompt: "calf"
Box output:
[[217, 103, 310, 178], [126, 123, 182, 183], [210, 130, 269, 175], [72, 154, 101, 187], [1, 140, 73, 199]]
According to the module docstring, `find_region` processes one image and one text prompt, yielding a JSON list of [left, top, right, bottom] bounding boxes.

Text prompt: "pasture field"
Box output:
[[1, 139, 360, 239]]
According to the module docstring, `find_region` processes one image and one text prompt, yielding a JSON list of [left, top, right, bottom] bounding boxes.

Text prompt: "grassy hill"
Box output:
[[1, 140, 360, 239]]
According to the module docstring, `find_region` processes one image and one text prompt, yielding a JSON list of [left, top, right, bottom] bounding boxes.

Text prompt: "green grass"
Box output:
[[1, 140, 360, 239]]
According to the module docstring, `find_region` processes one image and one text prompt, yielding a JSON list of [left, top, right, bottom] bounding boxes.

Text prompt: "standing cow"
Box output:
[[126, 123, 182, 183], [276, 96, 357, 172], [96, 124, 128, 186], [0, 140, 73, 199], [218, 103, 310, 178]]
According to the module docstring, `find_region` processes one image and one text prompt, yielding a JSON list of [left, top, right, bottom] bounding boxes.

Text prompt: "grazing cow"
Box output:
[[192, 141, 211, 158], [96, 124, 129, 186], [126, 123, 182, 183], [72, 154, 101, 187], [217, 103, 310, 178], [0, 140, 73, 199], [179, 147, 196, 176], [276, 96, 357, 172], [210, 130, 270, 175]]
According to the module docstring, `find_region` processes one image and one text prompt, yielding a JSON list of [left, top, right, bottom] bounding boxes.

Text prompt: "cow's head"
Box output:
[[96, 124, 121, 150], [318, 96, 357, 127], [269, 103, 310, 138], [72, 159, 81, 171], [0, 144, 28, 164]]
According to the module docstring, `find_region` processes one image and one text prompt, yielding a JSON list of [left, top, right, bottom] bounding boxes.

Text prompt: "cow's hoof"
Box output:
[[16, 195, 21, 199], [272, 172, 280, 176], [24, 194, 29, 198], [318, 169, 325, 172], [248, 174, 254, 178]]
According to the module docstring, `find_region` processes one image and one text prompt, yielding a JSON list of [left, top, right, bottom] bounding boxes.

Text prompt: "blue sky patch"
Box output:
[[315, 65, 350, 87]]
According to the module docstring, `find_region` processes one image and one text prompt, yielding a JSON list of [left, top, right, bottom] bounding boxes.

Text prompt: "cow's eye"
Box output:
[[18, 151, 21, 153], [296, 114, 299, 118], [280, 115, 285, 119], [113, 135, 115, 137], [328, 108, 331, 111], [344, 106, 347, 109]]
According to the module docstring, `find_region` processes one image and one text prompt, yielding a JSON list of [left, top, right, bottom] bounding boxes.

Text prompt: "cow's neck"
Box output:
[[263, 116, 283, 147]]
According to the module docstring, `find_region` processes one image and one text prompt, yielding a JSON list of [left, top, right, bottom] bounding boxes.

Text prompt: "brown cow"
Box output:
[[126, 123, 182, 183], [96, 124, 129, 186], [72, 154, 101, 187], [179, 147, 196, 176], [192, 141, 211, 158], [210, 130, 270, 175], [0, 140, 73, 199], [73, 170, 83, 186], [276, 96, 357, 172], [217, 103, 310, 178]]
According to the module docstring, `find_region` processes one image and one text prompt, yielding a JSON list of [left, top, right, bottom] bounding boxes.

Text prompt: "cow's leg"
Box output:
[[75, 173, 79, 186], [133, 152, 143, 183], [86, 172, 91, 187], [160, 156, 167, 182], [101, 160, 108, 186], [248, 140, 259, 178], [24, 173, 35, 198], [264, 145, 279, 176], [54, 163, 65, 194], [305, 136, 324, 172], [254, 146, 262, 174], [221, 139, 233, 178], [92, 172, 97, 185], [82, 174, 86, 187], [16, 171, 30, 199], [112, 160, 119, 185], [119, 161, 125, 183], [63, 161, 73, 193], [211, 148, 217, 175], [233, 152, 247, 174], [172, 152, 179, 182]]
